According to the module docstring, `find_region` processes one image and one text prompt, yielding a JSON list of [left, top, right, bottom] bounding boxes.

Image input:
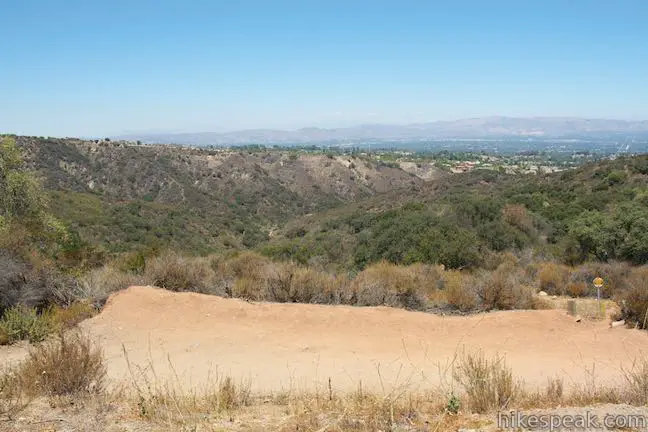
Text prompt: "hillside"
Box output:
[[4, 135, 648, 431], [264, 154, 648, 270], [15, 136, 437, 253], [8, 134, 648, 272]]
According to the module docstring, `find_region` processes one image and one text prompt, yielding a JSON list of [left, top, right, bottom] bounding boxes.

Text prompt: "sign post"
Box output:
[[593, 277, 604, 319]]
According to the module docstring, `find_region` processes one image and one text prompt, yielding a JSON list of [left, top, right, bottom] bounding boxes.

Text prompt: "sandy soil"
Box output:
[[65, 286, 648, 394]]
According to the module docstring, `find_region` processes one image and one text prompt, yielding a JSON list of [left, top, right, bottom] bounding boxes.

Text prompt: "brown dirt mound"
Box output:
[[80, 286, 648, 393]]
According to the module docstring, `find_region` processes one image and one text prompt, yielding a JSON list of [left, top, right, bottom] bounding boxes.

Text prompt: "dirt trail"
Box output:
[[79, 286, 647, 393]]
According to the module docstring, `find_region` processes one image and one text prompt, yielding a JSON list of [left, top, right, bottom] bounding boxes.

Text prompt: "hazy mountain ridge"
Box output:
[[115, 117, 648, 146]]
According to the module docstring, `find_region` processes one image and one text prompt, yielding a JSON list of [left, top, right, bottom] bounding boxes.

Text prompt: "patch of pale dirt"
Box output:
[[0, 341, 31, 369], [399, 161, 443, 181], [72, 286, 648, 394]]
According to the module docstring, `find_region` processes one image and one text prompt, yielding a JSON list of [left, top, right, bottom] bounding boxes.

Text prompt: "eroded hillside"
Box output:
[[15, 136, 439, 253]]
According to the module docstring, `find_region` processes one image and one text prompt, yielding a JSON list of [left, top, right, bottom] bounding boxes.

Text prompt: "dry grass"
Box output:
[[538, 262, 570, 295], [0, 331, 110, 421], [566, 281, 588, 297], [476, 264, 535, 311], [20, 332, 105, 397], [144, 251, 221, 295], [215, 251, 272, 282], [532, 295, 554, 310], [62, 250, 648, 328], [3, 344, 648, 429], [408, 263, 444, 296], [453, 350, 521, 413], [0, 367, 30, 419], [123, 347, 252, 426], [545, 376, 564, 401], [618, 267, 648, 329], [48, 301, 96, 329], [516, 377, 563, 410], [131, 374, 253, 425], [570, 261, 632, 298], [292, 266, 346, 304], [263, 261, 299, 302], [215, 252, 348, 304], [76, 265, 147, 305], [567, 383, 624, 406], [2, 331, 105, 400], [274, 386, 444, 431], [622, 358, 648, 405], [352, 261, 428, 310], [502, 204, 536, 235], [216, 253, 357, 306], [116, 352, 648, 430], [442, 270, 478, 312], [231, 276, 262, 300]]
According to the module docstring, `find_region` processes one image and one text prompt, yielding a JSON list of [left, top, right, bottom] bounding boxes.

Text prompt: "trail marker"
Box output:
[[593, 277, 604, 318]]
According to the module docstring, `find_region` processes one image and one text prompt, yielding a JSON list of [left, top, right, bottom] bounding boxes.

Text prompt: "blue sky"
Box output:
[[1, 0, 647, 137]]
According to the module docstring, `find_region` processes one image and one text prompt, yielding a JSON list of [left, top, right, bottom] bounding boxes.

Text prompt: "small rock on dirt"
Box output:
[[610, 319, 625, 328]]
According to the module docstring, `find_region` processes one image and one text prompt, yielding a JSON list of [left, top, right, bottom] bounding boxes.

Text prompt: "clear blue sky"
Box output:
[[1, 0, 647, 137]]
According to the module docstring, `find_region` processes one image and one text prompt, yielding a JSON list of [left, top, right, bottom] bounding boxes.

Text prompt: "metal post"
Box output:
[[593, 277, 604, 319]]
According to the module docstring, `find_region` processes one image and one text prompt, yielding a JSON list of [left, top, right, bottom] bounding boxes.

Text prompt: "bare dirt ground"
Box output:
[[4, 286, 648, 431], [71, 286, 648, 394]]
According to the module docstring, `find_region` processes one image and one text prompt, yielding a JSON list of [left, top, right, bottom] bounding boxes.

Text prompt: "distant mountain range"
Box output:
[[114, 117, 648, 146]]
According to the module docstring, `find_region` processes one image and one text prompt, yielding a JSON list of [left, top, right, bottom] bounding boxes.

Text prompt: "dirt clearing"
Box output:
[[69, 286, 648, 393]]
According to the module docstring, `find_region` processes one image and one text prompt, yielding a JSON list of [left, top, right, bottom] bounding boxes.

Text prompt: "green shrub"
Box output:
[[116, 251, 147, 274], [0, 137, 71, 262], [0, 306, 53, 344], [352, 207, 482, 270], [607, 170, 627, 185], [446, 394, 461, 414]]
